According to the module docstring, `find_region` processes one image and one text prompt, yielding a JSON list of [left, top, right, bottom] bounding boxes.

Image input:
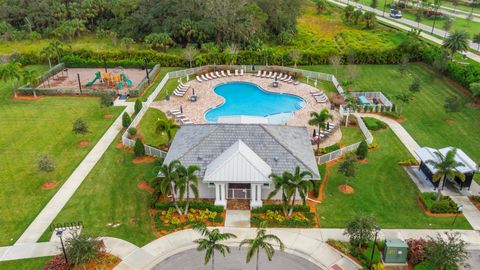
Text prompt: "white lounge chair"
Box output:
[[179, 81, 186, 87], [240, 69, 244, 76], [254, 70, 262, 77], [282, 75, 292, 82], [205, 74, 212, 80], [168, 109, 181, 115], [227, 70, 233, 76], [181, 118, 193, 125], [220, 70, 227, 77], [201, 74, 208, 81], [196, 76, 202, 82], [271, 72, 277, 79], [210, 72, 217, 79], [266, 71, 273, 78], [312, 92, 325, 96], [234, 70, 239, 76], [215, 71, 222, 77], [276, 73, 284, 79], [261, 71, 267, 78]]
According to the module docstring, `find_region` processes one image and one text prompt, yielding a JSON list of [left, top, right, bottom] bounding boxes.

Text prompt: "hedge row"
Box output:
[[153, 201, 224, 213], [251, 204, 310, 213], [419, 192, 461, 214]]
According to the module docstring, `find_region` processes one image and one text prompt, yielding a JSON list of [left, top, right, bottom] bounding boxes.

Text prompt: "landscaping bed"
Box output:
[[327, 239, 383, 269], [250, 204, 316, 228], [362, 117, 387, 131], [152, 201, 224, 235], [469, 195, 480, 211], [419, 193, 462, 214]]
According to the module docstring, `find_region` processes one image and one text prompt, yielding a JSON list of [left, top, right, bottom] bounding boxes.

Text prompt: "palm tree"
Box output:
[[267, 172, 294, 216], [426, 148, 465, 201], [21, 69, 39, 97], [308, 108, 334, 152], [49, 39, 69, 64], [193, 225, 237, 270], [363, 11, 376, 29], [443, 30, 469, 59], [176, 164, 201, 215], [286, 166, 313, 216], [156, 118, 179, 148], [41, 45, 56, 69], [338, 152, 357, 187], [225, 43, 238, 65], [158, 160, 183, 215], [0, 62, 23, 97], [239, 222, 285, 270]]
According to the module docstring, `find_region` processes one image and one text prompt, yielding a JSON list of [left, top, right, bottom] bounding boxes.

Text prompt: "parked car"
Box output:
[[390, 9, 402, 19]]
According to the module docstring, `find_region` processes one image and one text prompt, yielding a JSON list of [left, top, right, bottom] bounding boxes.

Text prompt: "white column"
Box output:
[[214, 183, 226, 208], [251, 184, 262, 208]]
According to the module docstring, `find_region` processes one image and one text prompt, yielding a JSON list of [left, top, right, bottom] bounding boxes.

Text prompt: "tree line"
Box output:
[[0, 0, 302, 49]]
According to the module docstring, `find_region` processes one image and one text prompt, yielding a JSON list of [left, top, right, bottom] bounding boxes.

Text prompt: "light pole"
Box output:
[[383, 0, 388, 17], [56, 229, 68, 265], [452, 204, 464, 227], [144, 58, 150, 83], [431, 1, 440, 34], [369, 225, 381, 270]]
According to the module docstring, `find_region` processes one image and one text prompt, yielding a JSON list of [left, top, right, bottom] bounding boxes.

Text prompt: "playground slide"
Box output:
[[118, 81, 123, 90], [121, 73, 133, 87], [86, 72, 101, 87]]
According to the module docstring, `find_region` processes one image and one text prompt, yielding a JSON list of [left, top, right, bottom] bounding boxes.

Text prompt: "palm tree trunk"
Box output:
[[256, 249, 259, 270], [184, 182, 190, 215], [281, 192, 289, 216], [316, 124, 321, 152], [171, 182, 183, 215], [436, 176, 445, 202], [48, 57, 52, 69], [212, 252, 215, 270], [288, 191, 297, 217]]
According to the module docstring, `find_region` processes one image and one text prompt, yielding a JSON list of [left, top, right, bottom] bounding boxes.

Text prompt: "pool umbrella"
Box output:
[[192, 88, 195, 96], [180, 105, 183, 114], [313, 129, 317, 138]]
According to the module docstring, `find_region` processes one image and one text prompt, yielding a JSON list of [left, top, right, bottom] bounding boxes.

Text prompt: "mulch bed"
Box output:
[[339, 184, 354, 194], [41, 180, 57, 190], [103, 114, 114, 118], [327, 241, 363, 266], [78, 141, 91, 148], [357, 158, 368, 164], [132, 156, 155, 164], [468, 196, 480, 211], [416, 197, 463, 217], [138, 180, 155, 193], [14, 95, 43, 100]]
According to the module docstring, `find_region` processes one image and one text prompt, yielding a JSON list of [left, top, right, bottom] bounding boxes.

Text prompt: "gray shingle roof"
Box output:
[[163, 124, 320, 179]]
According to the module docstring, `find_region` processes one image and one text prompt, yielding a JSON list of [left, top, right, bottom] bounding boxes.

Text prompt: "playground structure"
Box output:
[[86, 69, 133, 92]]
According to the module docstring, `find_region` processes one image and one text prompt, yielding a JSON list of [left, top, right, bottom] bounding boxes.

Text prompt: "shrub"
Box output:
[[72, 118, 88, 134], [37, 154, 55, 173], [409, 78, 421, 93], [362, 117, 386, 131], [133, 138, 145, 157], [407, 238, 428, 266], [318, 143, 340, 155], [356, 140, 368, 160], [127, 127, 137, 137], [362, 241, 382, 266], [382, 111, 401, 119], [43, 255, 67, 270], [344, 214, 376, 248], [154, 201, 224, 213], [419, 193, 460, 213], [444, 96, 462, 112], [64, 233, 105, 267], [100, 94, 114, 107], [122, 112, 132, 128], [134, 99, 143, 114]]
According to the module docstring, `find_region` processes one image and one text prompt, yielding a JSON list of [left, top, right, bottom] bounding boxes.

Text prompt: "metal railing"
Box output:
[[349, 91, 393, 107]]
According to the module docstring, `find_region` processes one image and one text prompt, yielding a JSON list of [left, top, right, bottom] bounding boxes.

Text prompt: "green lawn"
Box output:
[[301, 64, 480, 161], [39, 134, 158, 246], [130, 67, 182, 102], [339, 126, 365, 146], [0, 257, 51, 270], [0, 65, 124, 246], [154, 78, 182, 101], [317, 128, 471, 229], [137, 108, 171, 147]]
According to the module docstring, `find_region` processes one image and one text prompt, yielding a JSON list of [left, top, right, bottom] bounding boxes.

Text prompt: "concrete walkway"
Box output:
[[224, 210, 251, 228], [451, 196, 480, 230], [327, 0, 480, 63], [355, 113, 421, 160], [14, 102, 134, 245]]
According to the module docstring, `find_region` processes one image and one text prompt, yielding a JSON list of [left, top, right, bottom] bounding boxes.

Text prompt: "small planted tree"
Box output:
[[344, 214, 376, 248], [37, 154, 55, 174], [133, 138, 145, 157], [72, 118, 88, 134], [338, 153, 357, 188], [100, 94, 113, 107], [122, 112, 132, 128], [425, 232, 468, 270], [128, 127, 137, 138], [356, 140, 369, 160], [398, 56, 409, 77], [409, 78, 421, 93], [134, 99, 143, 114], [444, 96, 461, 112]]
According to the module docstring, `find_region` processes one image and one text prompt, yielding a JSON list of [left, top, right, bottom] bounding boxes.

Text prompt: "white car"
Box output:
[[390, 9, 402, 19]]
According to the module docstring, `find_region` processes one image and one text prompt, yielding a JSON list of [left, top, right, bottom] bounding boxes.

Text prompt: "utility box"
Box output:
[[383, 239, 408, 264]]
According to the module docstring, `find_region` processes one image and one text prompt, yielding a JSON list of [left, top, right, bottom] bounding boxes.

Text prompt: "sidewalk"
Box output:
[[14, 102, 134, 245]]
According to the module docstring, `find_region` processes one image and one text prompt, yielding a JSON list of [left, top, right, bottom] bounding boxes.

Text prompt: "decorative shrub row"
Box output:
[[153, 207, 223, 231], [153, 201, 224, 213], [250, 210, 316, 228], [419, 193, 461, 214], [251, 204, 310, 213]]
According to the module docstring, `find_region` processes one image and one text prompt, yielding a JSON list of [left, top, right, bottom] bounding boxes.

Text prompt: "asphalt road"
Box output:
[[152, 247, 322, 270]]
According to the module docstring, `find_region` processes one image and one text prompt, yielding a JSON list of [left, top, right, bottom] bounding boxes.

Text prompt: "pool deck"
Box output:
[[150, 74, 341, 147]]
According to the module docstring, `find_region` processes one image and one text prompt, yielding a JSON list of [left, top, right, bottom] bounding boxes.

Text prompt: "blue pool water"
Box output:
[[205, 82, 305, 123]]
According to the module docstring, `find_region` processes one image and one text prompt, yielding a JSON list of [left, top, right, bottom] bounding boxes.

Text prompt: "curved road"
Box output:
[[152, 247, 321, 270]]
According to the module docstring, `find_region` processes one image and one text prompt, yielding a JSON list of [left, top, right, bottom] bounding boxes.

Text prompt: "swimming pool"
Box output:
[[204, 82, 305, 123]]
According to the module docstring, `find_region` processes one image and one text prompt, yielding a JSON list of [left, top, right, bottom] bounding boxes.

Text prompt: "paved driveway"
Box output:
[[152, 247, 321, 270]]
